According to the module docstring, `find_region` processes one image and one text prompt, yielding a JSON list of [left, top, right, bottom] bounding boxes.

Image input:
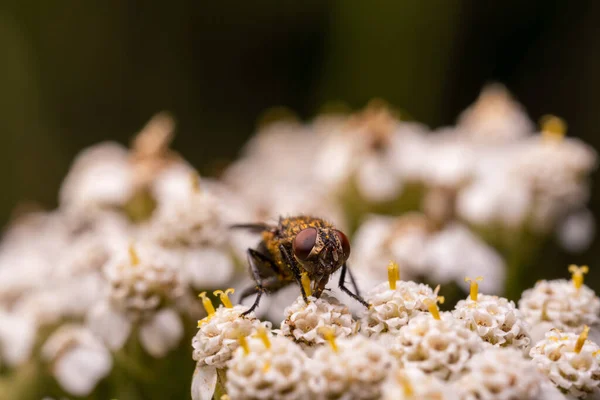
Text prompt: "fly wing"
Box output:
[[229, 223, 274, 233]]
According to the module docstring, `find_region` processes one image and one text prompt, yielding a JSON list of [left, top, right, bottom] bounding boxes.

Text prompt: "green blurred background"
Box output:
[[0, 1, 598, 287]]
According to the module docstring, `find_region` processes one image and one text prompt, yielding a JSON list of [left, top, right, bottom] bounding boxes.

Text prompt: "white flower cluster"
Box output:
[[2, 86, 598, 400], [519, 277, 600, 342], [530, 328, 600, 398], [453, 293, 531, 352], [278, 294, 358, 352], [360, 278, 439, 336]]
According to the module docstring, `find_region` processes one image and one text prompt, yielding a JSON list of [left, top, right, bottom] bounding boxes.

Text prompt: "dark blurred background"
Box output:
[[1, 1, 599, 286]]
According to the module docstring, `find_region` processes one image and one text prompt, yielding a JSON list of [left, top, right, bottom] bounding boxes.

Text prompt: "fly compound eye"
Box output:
[[334, 230, 351, 260], [293, 228, 317, 261]]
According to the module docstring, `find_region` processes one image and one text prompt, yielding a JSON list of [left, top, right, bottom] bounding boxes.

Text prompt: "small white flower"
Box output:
[[530, 328, 600, 398], [278, 294, 358, 352], [391, 313, 485, 380], [557, 208, 595, 253], [41, 324, 112, 397], [0, 310, 36, 367], [192, 304, 269, 369], [226, 334, 309, 400], [308, 334, 394, 399], [360, 276, 439, 337], [382, 367, 458, 400], [59, 142, 134, 217], [456, 84, 534, 143], [519, 278, 600, 342], [350, 214, 431, 286], [314, 102, 408, 203], [454, 347, 542, 400], [424, 223, 506, 294], [453, 293, 531, 352], [87, 243, 185, 357]]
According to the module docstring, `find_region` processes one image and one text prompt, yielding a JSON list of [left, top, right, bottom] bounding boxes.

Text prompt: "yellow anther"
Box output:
[[388, 261, 400, 290], [255, 327, 271, 349], [221, 395, 231, 400], [575, 325, 590, 354], [397, 372, 413, 397], [301, 272, 312, 298], [464, 276, 483, 302], [262, 361, 271, 373], [237, 334, 250, 355], [540, 115, 567, 142], [128, 243, 140, 266], [318, 327, 338, 353], [190, 171, 201, 193], [424, 298, 442, 320], [198, 292, 216, 316], [213, 288, 235, 308], [568, 265, 589, 290], [593, 349, 600, 357]]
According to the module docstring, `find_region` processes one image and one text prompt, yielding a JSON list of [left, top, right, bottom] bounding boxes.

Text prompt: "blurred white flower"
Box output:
[[519, 275, 600, 342], [530, 327, 600, 398], [390, 313, 485, 380], [59, 142, 134, 217], [557, 208, 595, 253], [278, 294, 358, 353], [0, 310, 36, 367], [453, 347, 542, 400], [42, 324, 112, 397], [382, 367, 458, 400], [352, 215, 505, 295], [225, 334, 309, 400], [456, 84, 534, 143], [308, 334, 394, 399], [87, 243, 185, 357], [453, 293, 531, 352], [425, 223, 505, 294]]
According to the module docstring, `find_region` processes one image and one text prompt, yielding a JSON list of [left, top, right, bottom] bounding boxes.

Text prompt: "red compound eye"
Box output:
[[293, 228, 317, 261], [334, 230, 351, 260]]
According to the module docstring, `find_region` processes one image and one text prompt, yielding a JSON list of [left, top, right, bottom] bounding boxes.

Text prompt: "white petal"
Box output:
[[139, 308, 183, 358], [86, 302, 131, 350], [185, 248, 235, 289], [191, 364, 218, 400], [0, 312, 36, 366], [356, 157, 402, 202], [53, 345, 112, 396], [537, 379, 570, 400]]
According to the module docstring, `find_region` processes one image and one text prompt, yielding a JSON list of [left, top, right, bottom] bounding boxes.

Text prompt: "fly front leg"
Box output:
[[338, 262, 370, 308], [279, 244, 309, 303]]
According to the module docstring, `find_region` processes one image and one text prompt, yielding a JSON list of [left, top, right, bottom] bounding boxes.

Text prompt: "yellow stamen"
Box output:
[[301, 272, 312, 298], [237, 334, 250, 355], [213, 288, 235, 308], [464, 276, 483, 302], [190, 171, 201, 192], [262, 361, 271, 373], [540, 114, 567, 142], [568, 265, 589, 290], [255, 327, 271, 349], [575, 325, 590, 354], [221, 395, 231, 400], [424, 298, 442, 320], [593, 349, 600, 357], [319, 327, 338, 353], [128, 243, 140, 266], [387, 261, 399, 290], [198, 292, 216, 316], [397, 372, 413, 397]]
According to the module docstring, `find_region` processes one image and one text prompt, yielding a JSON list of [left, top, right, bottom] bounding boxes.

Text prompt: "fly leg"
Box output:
[[240, 249, 289, 316], [339, 262, 370, 308], [279, 244, 309, 304]]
